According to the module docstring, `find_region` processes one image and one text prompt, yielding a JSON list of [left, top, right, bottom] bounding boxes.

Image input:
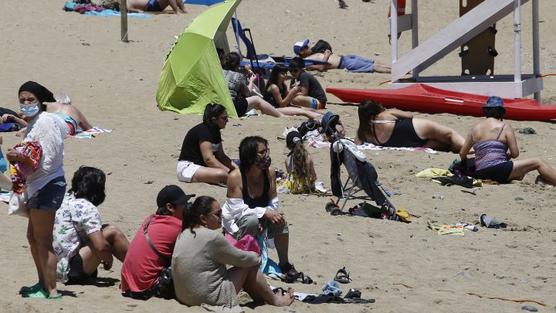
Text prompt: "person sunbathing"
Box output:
[[177, 103, 237, 185], [355, 100, 464, 153], [459, 96, 556, 185], [3, 94, 92, 136], [127, 0, 186, 13], [263, 65, 322, 120], [293, 39, 391, 73], [172, 196, 294, 308]]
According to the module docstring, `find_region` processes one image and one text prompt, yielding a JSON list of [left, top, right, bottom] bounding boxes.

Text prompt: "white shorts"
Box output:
[[177, 160, 201, 183]]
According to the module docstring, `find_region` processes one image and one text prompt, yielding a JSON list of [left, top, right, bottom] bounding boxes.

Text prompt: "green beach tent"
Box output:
[[156, 0, 241, 117]]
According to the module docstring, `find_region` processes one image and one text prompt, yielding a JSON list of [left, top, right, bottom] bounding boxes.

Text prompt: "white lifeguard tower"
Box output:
[[389, 0, 542, 100]]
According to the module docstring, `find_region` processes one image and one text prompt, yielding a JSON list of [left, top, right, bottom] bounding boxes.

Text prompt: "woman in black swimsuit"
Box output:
[[355, 100, 464, 153]]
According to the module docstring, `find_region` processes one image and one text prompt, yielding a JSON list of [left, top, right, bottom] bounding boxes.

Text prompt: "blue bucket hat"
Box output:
[[484, 96, 504, 109]]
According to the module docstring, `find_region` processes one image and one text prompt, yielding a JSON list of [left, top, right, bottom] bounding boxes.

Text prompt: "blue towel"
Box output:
[[185, 0, 225, 6], [63, 2, 150, 18]]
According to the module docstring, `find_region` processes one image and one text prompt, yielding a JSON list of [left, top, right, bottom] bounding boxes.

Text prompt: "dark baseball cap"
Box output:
[[320, 111, 340, 135], [156, 185, 195, 209]]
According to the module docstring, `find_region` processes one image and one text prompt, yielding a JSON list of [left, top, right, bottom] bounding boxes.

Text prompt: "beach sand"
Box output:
[[1, 0, 556, 312]]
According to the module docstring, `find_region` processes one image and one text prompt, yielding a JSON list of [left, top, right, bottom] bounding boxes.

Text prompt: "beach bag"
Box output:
[[8, 192, 28, 217], [155, 266, 174, 300]]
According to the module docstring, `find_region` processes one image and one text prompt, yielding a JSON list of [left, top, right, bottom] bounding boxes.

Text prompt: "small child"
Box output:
[[284, 131, 317, 194]]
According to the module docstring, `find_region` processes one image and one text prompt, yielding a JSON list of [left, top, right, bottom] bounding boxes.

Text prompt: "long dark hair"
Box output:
[[223, 52, 241, 71], [357, 100, 386, 142], [69, 166, 106, 206], [203, 103, 227, 125], [239, 136, 268, 172], [266, 65, 288, 98], [182, 196, 217, 236]]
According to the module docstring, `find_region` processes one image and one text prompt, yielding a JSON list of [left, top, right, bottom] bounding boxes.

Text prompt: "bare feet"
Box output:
[[272, 287, 294, 306]]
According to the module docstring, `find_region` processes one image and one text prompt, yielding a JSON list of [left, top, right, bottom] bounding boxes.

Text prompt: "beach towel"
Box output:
[[72, 127, 112, 139], [289, 128, 439, 154], [63, 2, 150, 18]]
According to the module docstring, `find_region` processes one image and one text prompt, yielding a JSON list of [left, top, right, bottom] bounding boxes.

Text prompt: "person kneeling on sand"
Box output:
[[120, 185, 195, 299], [223, 136, 304, 279], [293, 39, 391, 74], [459, 96, 556, 185], [177, 103, 237, 185], [172, 196, 294, 308], [355, 100, 465, 153], [53, 166, 129, 285], [127, 0, 186, 13]]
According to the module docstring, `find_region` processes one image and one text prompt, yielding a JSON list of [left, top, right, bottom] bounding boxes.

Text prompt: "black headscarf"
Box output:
[[18, 81, 56, 104]]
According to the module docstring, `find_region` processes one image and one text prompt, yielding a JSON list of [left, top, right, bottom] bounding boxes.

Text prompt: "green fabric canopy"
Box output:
[[156, 0, 241, 117]]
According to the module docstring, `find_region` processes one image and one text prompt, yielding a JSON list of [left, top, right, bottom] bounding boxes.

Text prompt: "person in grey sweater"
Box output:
[[172, 196, 294, 308]]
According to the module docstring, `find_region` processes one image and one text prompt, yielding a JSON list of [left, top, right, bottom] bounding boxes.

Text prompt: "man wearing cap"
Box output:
[[293, 39, 391, 73], [120, 185, 194, 299]]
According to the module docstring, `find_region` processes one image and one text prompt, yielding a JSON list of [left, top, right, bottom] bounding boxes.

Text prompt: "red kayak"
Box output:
[[326, 84, 556, 121]]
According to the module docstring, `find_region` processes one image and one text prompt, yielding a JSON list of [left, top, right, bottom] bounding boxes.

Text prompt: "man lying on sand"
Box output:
[[293, 39, 391, 73], [127, 0, 186, 13]]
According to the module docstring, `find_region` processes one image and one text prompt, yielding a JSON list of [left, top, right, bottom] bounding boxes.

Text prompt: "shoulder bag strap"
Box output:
[[143, 216, 170, 261]]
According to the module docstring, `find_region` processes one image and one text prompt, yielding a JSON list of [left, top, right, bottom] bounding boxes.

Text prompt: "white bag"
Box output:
[[8, 192, 28, 218]]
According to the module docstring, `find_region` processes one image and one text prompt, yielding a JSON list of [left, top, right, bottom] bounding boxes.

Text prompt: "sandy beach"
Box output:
[[1, 0, 556, 312]]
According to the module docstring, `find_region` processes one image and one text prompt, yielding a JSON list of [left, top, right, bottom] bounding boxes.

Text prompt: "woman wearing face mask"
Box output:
[[2, 91, 93, 137], [172, 196, 294, 308], [222, 136, 301, 278], [7, 81, 68, 299]]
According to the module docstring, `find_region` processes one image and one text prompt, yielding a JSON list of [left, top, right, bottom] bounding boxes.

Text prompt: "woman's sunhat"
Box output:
[[484, 96, 504, 109]]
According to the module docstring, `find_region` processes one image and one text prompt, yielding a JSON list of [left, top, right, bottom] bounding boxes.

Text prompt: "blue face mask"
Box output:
[[20, 102, 40, 118]]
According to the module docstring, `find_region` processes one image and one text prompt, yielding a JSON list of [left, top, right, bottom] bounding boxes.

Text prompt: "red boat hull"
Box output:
[[326, 84, 556, 121]]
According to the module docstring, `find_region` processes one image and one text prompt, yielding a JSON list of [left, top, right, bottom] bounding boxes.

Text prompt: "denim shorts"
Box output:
[[26, 176, 67, 211]]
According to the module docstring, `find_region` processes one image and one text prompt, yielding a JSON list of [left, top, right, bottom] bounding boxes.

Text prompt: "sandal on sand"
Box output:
[[19, 283, 42, 295], [22, 289, 62, 300], [334, 267, 352, 284], [285, 271, 314, 284]]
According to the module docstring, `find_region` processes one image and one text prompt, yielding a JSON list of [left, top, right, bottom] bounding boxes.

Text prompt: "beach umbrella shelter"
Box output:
[[156, 0, 241, 117]]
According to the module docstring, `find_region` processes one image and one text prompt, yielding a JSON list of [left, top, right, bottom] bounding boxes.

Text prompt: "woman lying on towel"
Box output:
[[355, 100, 464, 153], [2, 82, 92, 136], [459, 96, 556, 185], [223, 52, 321, 119]]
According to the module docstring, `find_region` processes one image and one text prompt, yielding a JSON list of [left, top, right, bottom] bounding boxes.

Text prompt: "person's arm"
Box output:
[[209, 232, 259, 268], [73, 107, 93, 131], [459, 130, 474, 161], [200, 141, 230, 171], [168, 0, 186, 13], [224, 170, 282, 225], [2, 114, 27, 127], [388, 109, 414, 119], [87, 231, 114, 270], [214, 144, 235, 171], [505, 123, 519, 159]]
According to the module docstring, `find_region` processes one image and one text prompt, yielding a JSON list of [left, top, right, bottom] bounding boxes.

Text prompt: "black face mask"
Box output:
[[255, 155, 271, 170]]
